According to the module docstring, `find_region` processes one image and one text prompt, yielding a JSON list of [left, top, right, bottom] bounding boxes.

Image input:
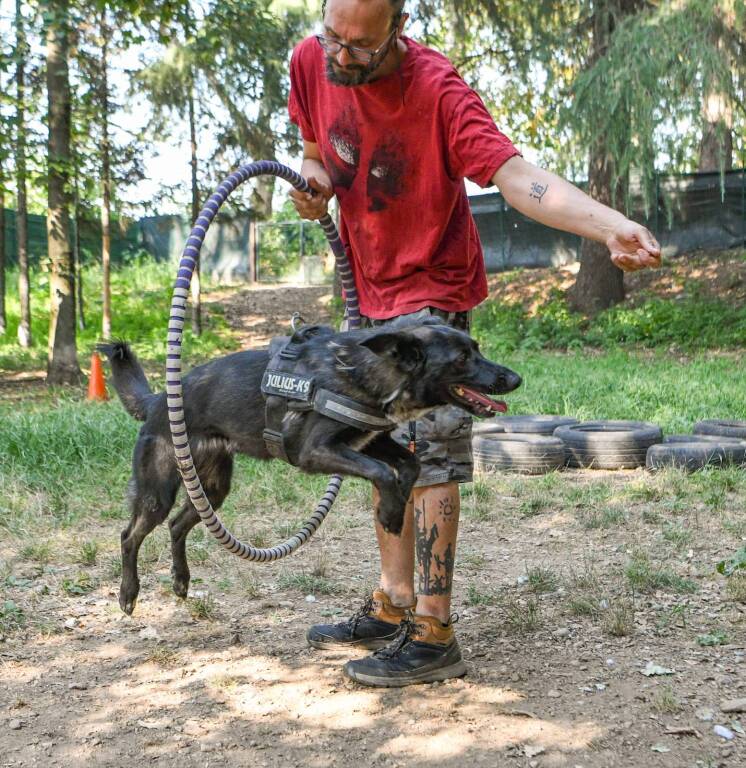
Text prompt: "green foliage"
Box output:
[[0, 600, 25, 635], [0, 256, 239, 373], [258, 198, 332, 279], [717, 547, 746, 577], [472, 291, 746, 353]]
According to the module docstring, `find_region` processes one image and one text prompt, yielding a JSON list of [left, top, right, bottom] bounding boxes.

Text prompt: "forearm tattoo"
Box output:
[[415, 499, 455, 596], [529, 181, 549, 203]]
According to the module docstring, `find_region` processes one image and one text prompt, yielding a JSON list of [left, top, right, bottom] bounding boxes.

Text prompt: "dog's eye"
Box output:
[[456, 351, 469, 366]]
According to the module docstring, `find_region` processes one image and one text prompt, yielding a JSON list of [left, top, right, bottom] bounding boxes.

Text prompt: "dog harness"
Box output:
[[261, 332, 396, 463]]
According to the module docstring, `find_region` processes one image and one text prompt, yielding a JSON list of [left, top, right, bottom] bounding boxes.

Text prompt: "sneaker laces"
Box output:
[[372, 616, 423, 660], [345, 595, 375, 635], [373, 613, 460, 660]]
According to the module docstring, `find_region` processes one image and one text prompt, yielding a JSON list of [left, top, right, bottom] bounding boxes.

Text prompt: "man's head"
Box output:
[[319, 0, 407, 87]]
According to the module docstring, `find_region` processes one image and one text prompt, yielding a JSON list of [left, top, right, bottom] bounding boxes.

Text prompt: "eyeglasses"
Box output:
[[315, 28, 397, 64]]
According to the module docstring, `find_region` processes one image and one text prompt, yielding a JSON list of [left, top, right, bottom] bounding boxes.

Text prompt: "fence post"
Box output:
[[499, 195, 506, 268], [248, 220, 257, 284], [741, 159, 745, 246]]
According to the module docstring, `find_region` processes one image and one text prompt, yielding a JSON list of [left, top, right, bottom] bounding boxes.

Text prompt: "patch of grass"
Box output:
[[567, 595, 602, 618], [277, 571, 336, 595], [651, 685, 682, 714], [472, 290, 746, 353], [726, 573, 746, 603], [601, 598, 635, 637], [625, 551, 698, 594], [20, 541, 52, 565], [146, 646, 182, 668], [188, 594, 216, 620], [462, 480, 494, 521], [465, 583, 495, 606], [697, 630, 728, 647], [503, 596, 542, 633], [0, 600, 26, 635], [580, 505, 626, 530], [526, 565, 559, 594], [460, 551, 486, 569], [76, 541, 99, 566], [518, 495, 549, 518], [61, 572, 96, 596], [662, 523, 693, 550]]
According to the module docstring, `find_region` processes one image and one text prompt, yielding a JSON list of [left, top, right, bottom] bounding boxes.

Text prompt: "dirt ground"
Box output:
[[1, 262, 745, 768]]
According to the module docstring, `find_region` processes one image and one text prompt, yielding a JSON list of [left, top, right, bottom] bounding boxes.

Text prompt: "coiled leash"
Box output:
[[166, 160, 360, 562]]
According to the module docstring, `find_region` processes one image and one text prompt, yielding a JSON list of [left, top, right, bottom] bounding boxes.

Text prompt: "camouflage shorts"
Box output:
[[361, 307, 474, 487]]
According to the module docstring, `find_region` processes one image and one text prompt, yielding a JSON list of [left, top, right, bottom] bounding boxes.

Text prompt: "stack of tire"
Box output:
[[472, 416, 576, 474], [646, 420, 746, 472], [473, 417, 746, 474]]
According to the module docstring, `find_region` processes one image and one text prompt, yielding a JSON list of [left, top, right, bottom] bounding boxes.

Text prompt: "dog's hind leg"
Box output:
[[120, 436, 180, 615], [169, 449, 233, 600]]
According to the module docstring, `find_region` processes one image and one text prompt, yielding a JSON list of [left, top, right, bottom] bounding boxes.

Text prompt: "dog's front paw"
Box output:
[[119, 580, 139, 616], [376, 494, 406, 535]]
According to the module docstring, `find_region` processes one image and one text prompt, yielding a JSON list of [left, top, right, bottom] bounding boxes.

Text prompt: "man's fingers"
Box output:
[[638, 227, 661, 255], [307, 175, 333, 199]]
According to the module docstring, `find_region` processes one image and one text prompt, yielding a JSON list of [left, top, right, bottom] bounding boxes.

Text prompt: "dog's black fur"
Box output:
[[99, 319, 521, 615]]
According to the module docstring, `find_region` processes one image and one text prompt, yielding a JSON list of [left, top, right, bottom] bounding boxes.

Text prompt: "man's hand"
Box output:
[[606, 220, 661, 273], [289, 175, 333, 221]]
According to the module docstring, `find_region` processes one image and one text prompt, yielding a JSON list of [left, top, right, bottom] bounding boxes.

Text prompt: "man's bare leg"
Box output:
[[373, 481, 459, 621], [372, 488, 415, 608]]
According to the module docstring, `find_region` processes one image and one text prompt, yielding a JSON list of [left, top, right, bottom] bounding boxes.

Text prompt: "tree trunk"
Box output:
[[188, 82, 201, 336], [46, 0, 81, 385], [72, 147, 85, 330], [100, 13, 112, 339], [568, 0, 638, 314], [0, 161, 5, 336], [568, 140, 626, 313], [16, 0, 31, 348]]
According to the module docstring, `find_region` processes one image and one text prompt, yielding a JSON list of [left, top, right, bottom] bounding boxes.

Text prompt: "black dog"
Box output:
[[99, 319, 521, 615]]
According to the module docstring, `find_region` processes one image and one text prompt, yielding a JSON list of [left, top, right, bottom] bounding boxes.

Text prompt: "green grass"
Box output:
[[0, 256, 239, 374]]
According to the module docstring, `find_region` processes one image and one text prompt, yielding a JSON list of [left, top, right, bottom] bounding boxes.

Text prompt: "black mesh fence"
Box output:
[[2, 169, 744, 278], [472, 168, 746, 272]]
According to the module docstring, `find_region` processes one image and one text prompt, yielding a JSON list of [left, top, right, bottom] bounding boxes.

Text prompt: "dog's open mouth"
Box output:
[[450, 385, 508, 417]]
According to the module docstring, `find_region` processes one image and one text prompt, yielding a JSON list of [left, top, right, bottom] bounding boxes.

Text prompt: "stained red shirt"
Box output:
[[288, 35, 519, 319]]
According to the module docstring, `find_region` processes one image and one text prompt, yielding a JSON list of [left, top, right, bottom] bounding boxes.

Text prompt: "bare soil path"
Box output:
[[1, 262, 745, 767]]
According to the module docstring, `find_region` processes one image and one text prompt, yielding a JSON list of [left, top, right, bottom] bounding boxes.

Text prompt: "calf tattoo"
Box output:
[[415, 499, 455, 596]]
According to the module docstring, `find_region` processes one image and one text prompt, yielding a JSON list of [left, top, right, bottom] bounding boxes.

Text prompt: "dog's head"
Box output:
[[340, 318, 522, 420]]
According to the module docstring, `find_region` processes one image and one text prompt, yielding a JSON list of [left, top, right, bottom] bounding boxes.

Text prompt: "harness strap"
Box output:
[[314, 388, 396, 431]]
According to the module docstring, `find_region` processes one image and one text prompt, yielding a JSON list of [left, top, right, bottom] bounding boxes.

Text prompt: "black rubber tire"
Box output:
[[693, 419, 746, 440], [647, 442, 746, 472], [496, 415, 580, 436], [472, 418, 506, 436], [664, 434, 746, 446], [554, 420, 663, 469], [473, 433, 566, 475]]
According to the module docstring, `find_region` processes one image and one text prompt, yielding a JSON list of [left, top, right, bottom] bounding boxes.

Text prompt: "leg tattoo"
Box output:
[[415, 498, 455, 596]]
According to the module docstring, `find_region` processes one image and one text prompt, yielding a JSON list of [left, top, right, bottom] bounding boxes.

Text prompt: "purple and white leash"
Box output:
[[167, 161, 359, 562]]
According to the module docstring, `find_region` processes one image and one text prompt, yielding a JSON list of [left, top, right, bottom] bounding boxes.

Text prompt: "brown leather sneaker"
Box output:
[[306, 589, 415, 650], [343, 613, 467, 687]]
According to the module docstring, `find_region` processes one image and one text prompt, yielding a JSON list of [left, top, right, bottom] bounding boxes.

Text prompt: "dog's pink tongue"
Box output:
[[461, 386, 508, 413]]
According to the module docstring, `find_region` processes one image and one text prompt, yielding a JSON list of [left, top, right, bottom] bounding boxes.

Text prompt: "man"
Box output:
[[288, 0, 660, 687]]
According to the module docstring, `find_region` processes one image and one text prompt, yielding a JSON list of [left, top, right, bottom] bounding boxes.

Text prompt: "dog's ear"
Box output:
[[360, 332, 424, 373]]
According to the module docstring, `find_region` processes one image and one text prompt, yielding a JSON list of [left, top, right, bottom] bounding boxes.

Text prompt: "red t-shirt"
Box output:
[[288, 35, 519, 319]]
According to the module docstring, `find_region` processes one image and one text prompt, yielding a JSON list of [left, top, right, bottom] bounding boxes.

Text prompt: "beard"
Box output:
[[324, 56, 381, 87]]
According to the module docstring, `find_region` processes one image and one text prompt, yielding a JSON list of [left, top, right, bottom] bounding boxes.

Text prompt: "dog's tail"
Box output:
[[97, 341, 156, 421]]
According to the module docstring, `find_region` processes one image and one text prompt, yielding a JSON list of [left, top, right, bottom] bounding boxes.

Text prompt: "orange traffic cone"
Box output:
[[87, 352, 108, 401]]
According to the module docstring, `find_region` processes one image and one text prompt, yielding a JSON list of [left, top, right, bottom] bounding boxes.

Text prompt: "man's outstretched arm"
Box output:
[[492, 156, 661, 273]]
